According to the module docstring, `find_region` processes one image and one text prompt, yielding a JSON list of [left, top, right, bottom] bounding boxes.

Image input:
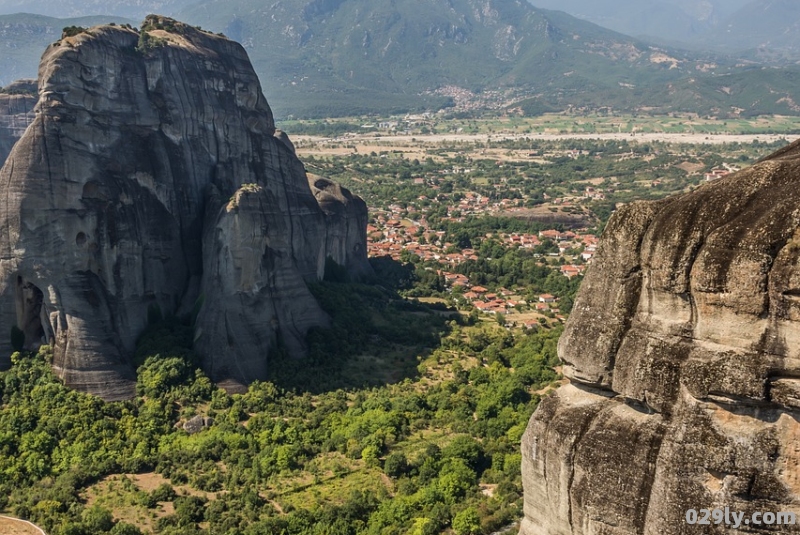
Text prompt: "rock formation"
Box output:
[[181, 415, 214, 434], [520, 141, 800, 534], [0, 79, 37, 165], [0, 17, 371, 400]]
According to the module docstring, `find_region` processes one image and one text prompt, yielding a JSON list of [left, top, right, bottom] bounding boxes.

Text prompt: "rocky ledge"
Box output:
[[520, 140, 800, 534], [0, 17, 371, 400]]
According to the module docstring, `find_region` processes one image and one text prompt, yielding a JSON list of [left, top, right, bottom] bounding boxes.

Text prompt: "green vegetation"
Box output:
[[0, 274, 562, 534], [301, 134, 784, 230], [61, 26, 88, 38], [0, 90, 791, 535], [275, 281, 449, 391], [136, 31, 168, 53], [281, 113, 800, 137]]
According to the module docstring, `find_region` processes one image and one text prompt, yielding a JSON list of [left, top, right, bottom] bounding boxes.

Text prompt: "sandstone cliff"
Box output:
[[0, 79, 36, 165], [0, 17, 371, 400], [520, 141, 800, 534]]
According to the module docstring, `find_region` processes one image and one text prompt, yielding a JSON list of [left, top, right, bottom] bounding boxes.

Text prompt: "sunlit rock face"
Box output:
[[520, 140, 800, 535], [0, 17, 371, 400]]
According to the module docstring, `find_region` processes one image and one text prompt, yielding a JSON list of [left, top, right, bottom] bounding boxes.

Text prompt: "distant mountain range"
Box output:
[[527, 0, 800, 57], [1, 0, 800, 118], [0, 0, 196, 18], [717, 0, 800, 60]]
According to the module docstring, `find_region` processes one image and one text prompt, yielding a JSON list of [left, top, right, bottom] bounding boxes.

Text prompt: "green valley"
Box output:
[[0, 121, 788, 534]]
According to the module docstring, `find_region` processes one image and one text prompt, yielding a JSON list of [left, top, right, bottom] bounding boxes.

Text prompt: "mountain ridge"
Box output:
[[527, 0, 800, 57], [1, 1, 800, 118]]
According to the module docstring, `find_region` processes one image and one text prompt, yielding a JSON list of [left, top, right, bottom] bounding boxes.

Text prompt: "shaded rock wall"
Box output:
[[0, 18, 370, 399], [520, 140, 800, 534]]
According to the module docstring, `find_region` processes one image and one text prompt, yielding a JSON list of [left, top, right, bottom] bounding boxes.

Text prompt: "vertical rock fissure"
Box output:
[[566, 407, 603, 533], [634, 423, 667, 534], [15, 277, 45, 350]]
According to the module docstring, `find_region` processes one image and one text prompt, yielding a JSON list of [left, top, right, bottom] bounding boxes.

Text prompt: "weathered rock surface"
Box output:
[[520, 141, 800, 534], [0, 17, 370, 400], [0, 79, 36, 165], [181, 415, 213, 434]]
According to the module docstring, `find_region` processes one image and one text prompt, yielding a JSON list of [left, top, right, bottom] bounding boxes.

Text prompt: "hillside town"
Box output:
[[299, 132, 772, 329], [365, 191, 598, 324]]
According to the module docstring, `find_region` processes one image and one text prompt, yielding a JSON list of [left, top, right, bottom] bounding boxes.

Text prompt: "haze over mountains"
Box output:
[[2, 0, 796, 55], [0, 0, 198, 18], [1, 0, 800, 117], [527, 0, 800, 58]]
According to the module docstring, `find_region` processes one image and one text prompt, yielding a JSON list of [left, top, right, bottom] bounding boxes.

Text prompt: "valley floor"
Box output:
[[296, 131, 791, 148]]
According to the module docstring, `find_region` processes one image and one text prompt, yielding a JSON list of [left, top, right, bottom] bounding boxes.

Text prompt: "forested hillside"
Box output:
[[0, 274, 564, 535]]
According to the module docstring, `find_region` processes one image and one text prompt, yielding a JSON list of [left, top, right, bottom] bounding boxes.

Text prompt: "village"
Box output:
[[295, 127, 772, 327], [365, 189, 599, 327]]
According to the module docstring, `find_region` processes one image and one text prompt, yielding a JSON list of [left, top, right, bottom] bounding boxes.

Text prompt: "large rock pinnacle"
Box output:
[[0, 16, 371, 400], [520, 140, 800, 534]]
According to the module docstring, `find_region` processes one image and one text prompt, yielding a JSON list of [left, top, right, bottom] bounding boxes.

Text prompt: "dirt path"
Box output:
[[0, 515, 47, 535]]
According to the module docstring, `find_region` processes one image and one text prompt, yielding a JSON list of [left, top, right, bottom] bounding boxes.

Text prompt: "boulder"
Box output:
[[182, 415, 213, 434]]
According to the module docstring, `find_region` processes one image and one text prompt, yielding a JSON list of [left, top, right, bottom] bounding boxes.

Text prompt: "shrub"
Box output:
[[136, 31, 167, 53], [62, 26, 86, 38], [174, 495, 206, 525], [383, 452, 408, 478], [151, 483, 177, 503], [452, 507, 481, 535], [110, 523, 144, 535]]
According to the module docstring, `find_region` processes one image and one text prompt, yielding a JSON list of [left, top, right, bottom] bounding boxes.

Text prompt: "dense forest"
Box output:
[[0, 269, 562, 535]]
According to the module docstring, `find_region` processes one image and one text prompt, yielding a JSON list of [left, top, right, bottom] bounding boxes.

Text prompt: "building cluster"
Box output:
[[466, 286, 527, 315], [367, 202, 597, 323], [704, 163, 740, 181]]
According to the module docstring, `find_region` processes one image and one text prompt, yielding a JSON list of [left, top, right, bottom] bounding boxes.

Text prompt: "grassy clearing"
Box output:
[[0, 517, 45, 535], [335, 348, 422, 387], [83, 473, 218, 533], [274, 462, 389, 511]]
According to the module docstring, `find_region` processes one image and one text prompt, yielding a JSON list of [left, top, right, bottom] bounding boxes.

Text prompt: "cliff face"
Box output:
[[0, 17, 371, 400], [520, 141, 800, 534], [0, 79, 37, 165]]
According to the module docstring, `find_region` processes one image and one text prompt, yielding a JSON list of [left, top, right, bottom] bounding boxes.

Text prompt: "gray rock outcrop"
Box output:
[[520, 140, 800, 534], [181, 415, 213, 434], [0, 17, 371, 400], [0, 79, 36, 165]]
